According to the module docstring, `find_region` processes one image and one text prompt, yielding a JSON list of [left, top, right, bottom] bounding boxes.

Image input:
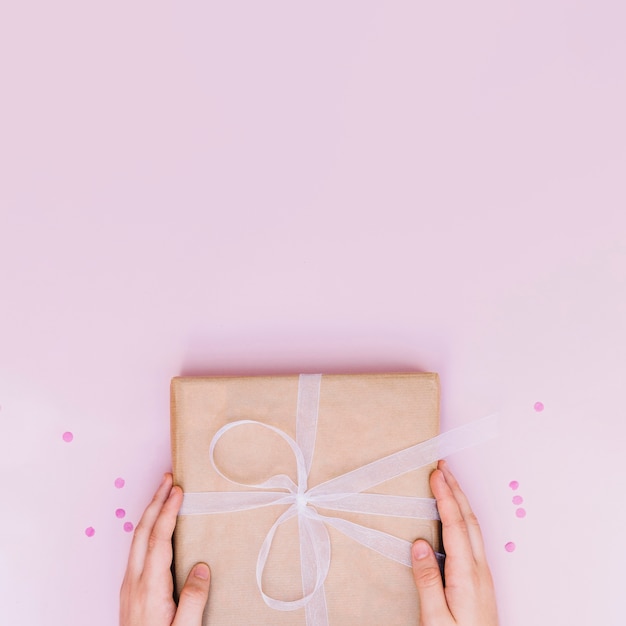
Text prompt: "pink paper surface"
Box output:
[[1, 3, 625, 625]]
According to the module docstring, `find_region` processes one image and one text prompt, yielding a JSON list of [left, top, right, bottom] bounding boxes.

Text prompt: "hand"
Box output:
[[411, 460, 498, 626], [120, 473, 211, 626]]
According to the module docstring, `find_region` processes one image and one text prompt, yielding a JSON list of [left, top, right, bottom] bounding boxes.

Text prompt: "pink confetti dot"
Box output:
[[123, 522, 134, 533], [505, 541, 516, 552], [85, 527, 95, 537], [516, 507, 527, 518], [533, 401, 544, 412], [509, 480, 519, 490], [62, 431, 74, 443], [512, 495, 524, 505], [115, 508, 126, 519], [114, 477, 125, 489]]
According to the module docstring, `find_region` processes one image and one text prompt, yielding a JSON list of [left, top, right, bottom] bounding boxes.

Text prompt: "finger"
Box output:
[[142, 485, 184, 581], [126, 473, 173, 577], [438, 460, 487, 563], [172, 563, 211, 626], [431, 468, 475, 572], [411, 540, 452, 625]]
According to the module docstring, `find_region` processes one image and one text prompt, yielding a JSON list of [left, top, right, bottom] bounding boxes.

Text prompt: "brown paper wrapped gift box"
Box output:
[[171, 372, 442, 625]]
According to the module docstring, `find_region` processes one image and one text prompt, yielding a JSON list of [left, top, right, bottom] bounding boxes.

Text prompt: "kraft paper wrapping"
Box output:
[[171, 372, 441, 625]]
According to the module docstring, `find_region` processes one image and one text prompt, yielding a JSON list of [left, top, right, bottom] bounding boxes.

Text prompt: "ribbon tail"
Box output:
[[180, 491, 293, 515], [298, 512, 329, 626], [308, 413, 498, 498], [310, 493, 440, 520], [305, 585, 329, 626], [296, 374, 322, 475], [318, 514, 414, 568]]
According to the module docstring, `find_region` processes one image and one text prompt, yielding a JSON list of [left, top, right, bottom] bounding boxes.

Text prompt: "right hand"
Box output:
[[411, 460, 499, 625]]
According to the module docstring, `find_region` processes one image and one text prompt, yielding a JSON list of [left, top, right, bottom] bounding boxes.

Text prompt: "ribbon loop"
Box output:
[[209, 419, 308, 493]]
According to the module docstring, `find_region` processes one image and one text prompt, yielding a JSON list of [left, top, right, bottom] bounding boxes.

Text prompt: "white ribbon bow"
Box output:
[[179, 374, 497, 625]]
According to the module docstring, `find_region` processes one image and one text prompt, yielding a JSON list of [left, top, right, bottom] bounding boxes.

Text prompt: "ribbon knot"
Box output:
[[296, 492, 309, 512], [179, 374, 497, 625]]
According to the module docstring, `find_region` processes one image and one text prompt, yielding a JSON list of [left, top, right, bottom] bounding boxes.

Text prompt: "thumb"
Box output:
[[411, 540, 450, 625], [172, 563, 211, 626]]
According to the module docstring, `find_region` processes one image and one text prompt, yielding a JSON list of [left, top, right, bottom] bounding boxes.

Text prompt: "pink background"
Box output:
[[1, 2, 624, 624]]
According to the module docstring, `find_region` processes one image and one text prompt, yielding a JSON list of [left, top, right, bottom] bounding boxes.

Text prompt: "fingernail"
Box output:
[[436, 469, 447, 484], [194, 563, 209, 580], [412, 540, 430, 560], [168, 485, 179, 499]]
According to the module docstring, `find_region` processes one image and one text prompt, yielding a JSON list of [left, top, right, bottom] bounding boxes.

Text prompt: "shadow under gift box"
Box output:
[[171, 372, 441, 626]]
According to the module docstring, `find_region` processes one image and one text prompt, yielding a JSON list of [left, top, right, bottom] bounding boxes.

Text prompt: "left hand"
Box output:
[[120, 473, 211, 626]]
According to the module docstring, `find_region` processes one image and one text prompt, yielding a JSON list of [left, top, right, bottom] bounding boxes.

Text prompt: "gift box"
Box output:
[[171, 372, 442, 625]]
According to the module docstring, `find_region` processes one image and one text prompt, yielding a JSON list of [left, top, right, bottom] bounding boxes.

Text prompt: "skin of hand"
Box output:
[[120, 473, 211, 626], [411, 460, 499, 626]]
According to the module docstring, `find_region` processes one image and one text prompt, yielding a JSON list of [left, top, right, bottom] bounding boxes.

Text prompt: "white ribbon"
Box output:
[[179, 374, 497, 624]]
